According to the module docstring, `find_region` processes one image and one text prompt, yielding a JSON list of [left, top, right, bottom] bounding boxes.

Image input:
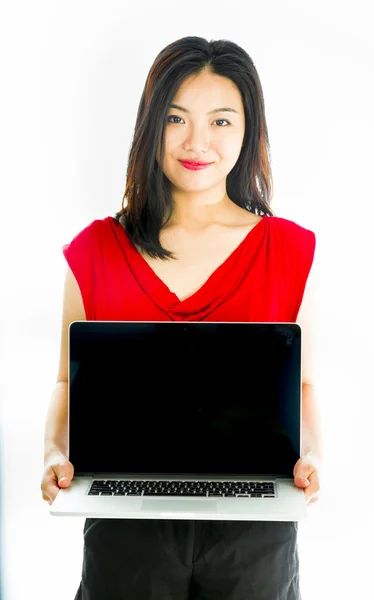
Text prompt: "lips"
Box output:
[[179, 160, 212, 171], [181, 161, 211, 166]]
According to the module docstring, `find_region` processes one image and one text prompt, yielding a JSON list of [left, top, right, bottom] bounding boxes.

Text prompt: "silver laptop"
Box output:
[[50, 321, 307, 521]]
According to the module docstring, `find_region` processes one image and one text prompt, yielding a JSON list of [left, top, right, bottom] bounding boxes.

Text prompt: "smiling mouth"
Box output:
[[180, 161, 211, 166], [179, 160, 213, 170]]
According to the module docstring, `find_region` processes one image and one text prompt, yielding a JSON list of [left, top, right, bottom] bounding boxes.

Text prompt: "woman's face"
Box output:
[[157, 69, 246, 195]]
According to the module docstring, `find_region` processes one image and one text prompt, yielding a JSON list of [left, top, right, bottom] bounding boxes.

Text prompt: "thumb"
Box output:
[[55, 462, 74, 487], [294, 474, 310, 487], [293, 458, 313, 487]]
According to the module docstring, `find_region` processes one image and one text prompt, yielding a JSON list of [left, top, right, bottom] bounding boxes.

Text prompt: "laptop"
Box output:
[[50, 321, 307, 521]]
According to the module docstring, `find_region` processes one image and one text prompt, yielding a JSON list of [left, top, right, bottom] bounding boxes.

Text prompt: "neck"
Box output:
[[169, 186, 232, 230]]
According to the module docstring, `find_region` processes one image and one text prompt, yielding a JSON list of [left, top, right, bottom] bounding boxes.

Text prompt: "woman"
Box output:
[[41, 36, 322, 600]]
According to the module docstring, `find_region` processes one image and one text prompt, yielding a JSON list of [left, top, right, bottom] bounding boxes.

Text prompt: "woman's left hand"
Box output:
[[293, 455, 322, 506]]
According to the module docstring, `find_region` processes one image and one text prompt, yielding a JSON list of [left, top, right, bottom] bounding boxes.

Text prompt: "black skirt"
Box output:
[[74, 518, 301, 600]]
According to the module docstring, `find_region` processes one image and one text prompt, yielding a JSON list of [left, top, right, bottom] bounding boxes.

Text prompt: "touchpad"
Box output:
[[141, 499, 217, 513]]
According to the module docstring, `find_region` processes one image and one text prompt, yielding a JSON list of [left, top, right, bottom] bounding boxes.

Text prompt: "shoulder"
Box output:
[[76, 215, 115, 236], [267, 214, 316, 252], [63, 216, 115, 249], [267, 214, 314, 235]]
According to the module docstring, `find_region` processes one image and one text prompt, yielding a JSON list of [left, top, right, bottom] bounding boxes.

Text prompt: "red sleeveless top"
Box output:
[[62, 215, 316, 323]]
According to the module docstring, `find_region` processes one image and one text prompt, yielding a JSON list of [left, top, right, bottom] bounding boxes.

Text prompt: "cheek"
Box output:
[[156, 133, 174, 166], [164, 130, 180, 153], [215, 136, 243, 163]]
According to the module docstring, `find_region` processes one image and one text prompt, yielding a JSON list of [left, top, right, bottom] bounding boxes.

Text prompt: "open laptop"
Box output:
[[50, 321, 307, 521]]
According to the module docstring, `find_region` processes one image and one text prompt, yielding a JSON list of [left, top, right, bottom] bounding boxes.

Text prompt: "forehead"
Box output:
[[172, 70, 243, 111]]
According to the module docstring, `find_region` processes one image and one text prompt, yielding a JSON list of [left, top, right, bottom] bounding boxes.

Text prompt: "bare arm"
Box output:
[[296, 247, 324, 462], [41, 265, 86, 504], [44, 381, 69, 461], [44, 265, 86, 459], [300, 383, 323, 461]]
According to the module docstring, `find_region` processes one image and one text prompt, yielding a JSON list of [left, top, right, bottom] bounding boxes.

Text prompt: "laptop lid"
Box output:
[[68, 321, 302, 478]]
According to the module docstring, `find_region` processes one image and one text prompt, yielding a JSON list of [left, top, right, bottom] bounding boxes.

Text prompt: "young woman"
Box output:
[[41, 36, 323, 600]]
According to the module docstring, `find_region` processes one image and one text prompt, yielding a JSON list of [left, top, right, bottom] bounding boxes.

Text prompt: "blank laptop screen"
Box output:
[[69, 322, 301, 477]]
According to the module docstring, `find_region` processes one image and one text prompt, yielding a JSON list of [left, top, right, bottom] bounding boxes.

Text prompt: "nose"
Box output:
[[182, 123, 211, 153]]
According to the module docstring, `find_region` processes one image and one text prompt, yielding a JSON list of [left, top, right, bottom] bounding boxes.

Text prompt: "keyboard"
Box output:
[[88, 480, 276, 498]]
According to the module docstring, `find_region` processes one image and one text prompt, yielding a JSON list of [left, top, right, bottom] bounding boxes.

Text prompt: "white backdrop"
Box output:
[[1, 1, 374, 599]]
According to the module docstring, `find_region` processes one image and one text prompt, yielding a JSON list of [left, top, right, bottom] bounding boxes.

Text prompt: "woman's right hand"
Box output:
[[41, 451, 75, 505]]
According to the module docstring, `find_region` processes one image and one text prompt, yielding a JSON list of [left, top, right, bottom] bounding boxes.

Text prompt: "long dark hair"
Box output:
[[115, 36, 275, 259]]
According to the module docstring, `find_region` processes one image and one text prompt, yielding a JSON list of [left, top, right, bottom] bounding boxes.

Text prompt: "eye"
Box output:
[[167, 115, 184, 124], [166, 115, 231, 127]]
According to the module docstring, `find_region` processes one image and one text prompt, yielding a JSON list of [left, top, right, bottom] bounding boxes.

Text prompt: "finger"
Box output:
[[54, 462, 74, 484], [58, 476, 72, 487], [307, 495, 320, 506], [304, 472, 320, 504], [293, 456, 320, 481], [44, 489, 59, 505], [41, 478, 60, 503], [294, 476, 310, 487], [41, 489, 53, 504], [41, 486, 55, 502]]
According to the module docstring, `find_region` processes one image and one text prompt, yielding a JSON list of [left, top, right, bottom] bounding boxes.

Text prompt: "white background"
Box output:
[[1, 1, 374, 599]]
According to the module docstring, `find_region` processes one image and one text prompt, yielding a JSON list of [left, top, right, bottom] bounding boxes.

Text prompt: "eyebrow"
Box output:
[[169, 103, 239, 115]]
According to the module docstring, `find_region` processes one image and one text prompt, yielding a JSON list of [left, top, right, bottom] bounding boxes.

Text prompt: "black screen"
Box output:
[[69, 322, 301, 477]]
